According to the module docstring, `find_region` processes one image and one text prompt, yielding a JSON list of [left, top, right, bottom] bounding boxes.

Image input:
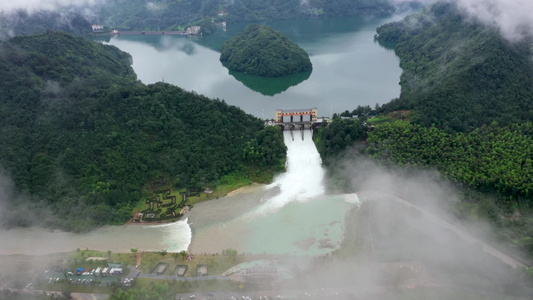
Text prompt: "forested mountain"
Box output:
[[0, 32, 286, 231], [376, 1, 533, 132], [220, 25, 312, 77]]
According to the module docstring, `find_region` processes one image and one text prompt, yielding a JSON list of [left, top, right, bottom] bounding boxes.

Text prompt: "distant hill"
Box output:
[[376, 1, 533, 132], [220, 25, 312, 77], [0, 32, 286, 231]]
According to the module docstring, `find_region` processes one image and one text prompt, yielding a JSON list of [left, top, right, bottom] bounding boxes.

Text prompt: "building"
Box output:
[[275, 107, 318, 123], [186, 26, 201, 35]]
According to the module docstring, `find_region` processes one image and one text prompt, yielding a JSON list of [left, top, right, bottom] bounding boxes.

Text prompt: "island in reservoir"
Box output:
[[219, 24, 313, 77]]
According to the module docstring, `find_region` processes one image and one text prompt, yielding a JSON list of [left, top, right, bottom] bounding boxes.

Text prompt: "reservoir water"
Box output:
[[0, 16, 397, 256], [105, 16, 402, 118]]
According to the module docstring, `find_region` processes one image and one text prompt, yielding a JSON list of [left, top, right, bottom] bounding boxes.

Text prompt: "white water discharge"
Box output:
[[258, 130, 326, 213]]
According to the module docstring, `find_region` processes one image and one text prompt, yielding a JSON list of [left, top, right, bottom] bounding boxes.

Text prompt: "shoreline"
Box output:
[[125, 183, 266, 226], [0, 184, 267, 256]]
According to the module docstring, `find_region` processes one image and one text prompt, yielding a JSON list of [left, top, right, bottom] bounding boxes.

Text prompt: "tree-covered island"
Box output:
[[219, 25, 312, 77]]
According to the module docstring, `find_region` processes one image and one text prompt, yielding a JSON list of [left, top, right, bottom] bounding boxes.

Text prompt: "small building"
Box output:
[[186, 26, 201, 35], [91, 25, 104, 32], [109, 268, 123, 275]]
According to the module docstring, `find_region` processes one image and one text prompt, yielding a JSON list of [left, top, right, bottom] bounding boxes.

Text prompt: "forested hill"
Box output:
[[0, 32, 286, 231], [220, 25, 312, 77], [376, 1, 533, 132]]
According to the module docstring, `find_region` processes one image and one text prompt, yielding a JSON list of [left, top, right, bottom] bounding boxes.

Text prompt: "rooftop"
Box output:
[[276, 107, 317, 113]]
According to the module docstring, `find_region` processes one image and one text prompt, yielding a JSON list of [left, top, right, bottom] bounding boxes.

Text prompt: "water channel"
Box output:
[[0, 16, 402, 256]]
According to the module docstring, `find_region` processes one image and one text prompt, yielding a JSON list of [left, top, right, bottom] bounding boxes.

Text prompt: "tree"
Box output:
[[130, 248, 138, 258], [171, 252, 180, 262], [179, 250, 189, 261], [159, 250, 167, 258]]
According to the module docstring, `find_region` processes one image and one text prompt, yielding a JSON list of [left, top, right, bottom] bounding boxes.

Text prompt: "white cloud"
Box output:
[[0, 0, 104, 14], [392, 0, 533, 41], [455, 0, 533, 41]]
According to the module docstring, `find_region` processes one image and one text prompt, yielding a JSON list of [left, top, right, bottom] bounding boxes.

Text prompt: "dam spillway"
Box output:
[[259, 130, 325, 213]]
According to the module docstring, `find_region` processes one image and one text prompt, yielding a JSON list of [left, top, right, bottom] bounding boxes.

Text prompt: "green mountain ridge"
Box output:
[[376, 1, 533, 132]]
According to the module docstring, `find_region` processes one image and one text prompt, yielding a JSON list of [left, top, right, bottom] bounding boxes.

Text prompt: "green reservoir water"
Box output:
[[106, 16, 401, 118]]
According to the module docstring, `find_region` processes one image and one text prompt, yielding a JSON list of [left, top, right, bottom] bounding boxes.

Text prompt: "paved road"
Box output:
[[358, 190, 528, 269], [137, 273, 228, 281]]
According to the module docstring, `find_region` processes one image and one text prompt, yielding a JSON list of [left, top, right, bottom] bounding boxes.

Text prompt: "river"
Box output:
[[0, 16, 399, 256]]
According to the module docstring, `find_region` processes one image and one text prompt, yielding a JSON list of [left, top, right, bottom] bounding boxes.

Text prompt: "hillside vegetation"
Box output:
[[375, 2, 533, 132], [220, 25, 312, 77], [0, 32, 286, 231]]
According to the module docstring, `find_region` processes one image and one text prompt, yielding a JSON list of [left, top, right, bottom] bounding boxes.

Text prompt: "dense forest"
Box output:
[[0, 32, 286, 231], [376, 1, 533, 132], [220, 25, 312, 77]]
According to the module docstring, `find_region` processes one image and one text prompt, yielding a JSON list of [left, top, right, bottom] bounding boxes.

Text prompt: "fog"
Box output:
[[394, 0, 533, 41], [455, 0, 533, 41], [0, 0, 102, 14], [270, 156, 532, 299]]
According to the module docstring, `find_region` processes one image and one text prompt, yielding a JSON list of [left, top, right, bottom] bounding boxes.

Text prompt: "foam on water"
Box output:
[[157, 218, 193, 252], [258, 130, 326, 214]]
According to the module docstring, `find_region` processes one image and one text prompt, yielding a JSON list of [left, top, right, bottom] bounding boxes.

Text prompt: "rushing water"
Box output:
[[105, 16, 401, 118], [187, 131, 358, 256]]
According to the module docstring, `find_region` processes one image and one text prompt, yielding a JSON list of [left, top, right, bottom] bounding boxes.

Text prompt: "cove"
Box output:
[[105, 16, 402, 118]]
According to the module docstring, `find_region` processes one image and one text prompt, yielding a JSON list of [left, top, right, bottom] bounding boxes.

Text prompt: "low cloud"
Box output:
[[393, 0, 533, 41], [0, 0, 103, 14], [455, 0, 533, 41]]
